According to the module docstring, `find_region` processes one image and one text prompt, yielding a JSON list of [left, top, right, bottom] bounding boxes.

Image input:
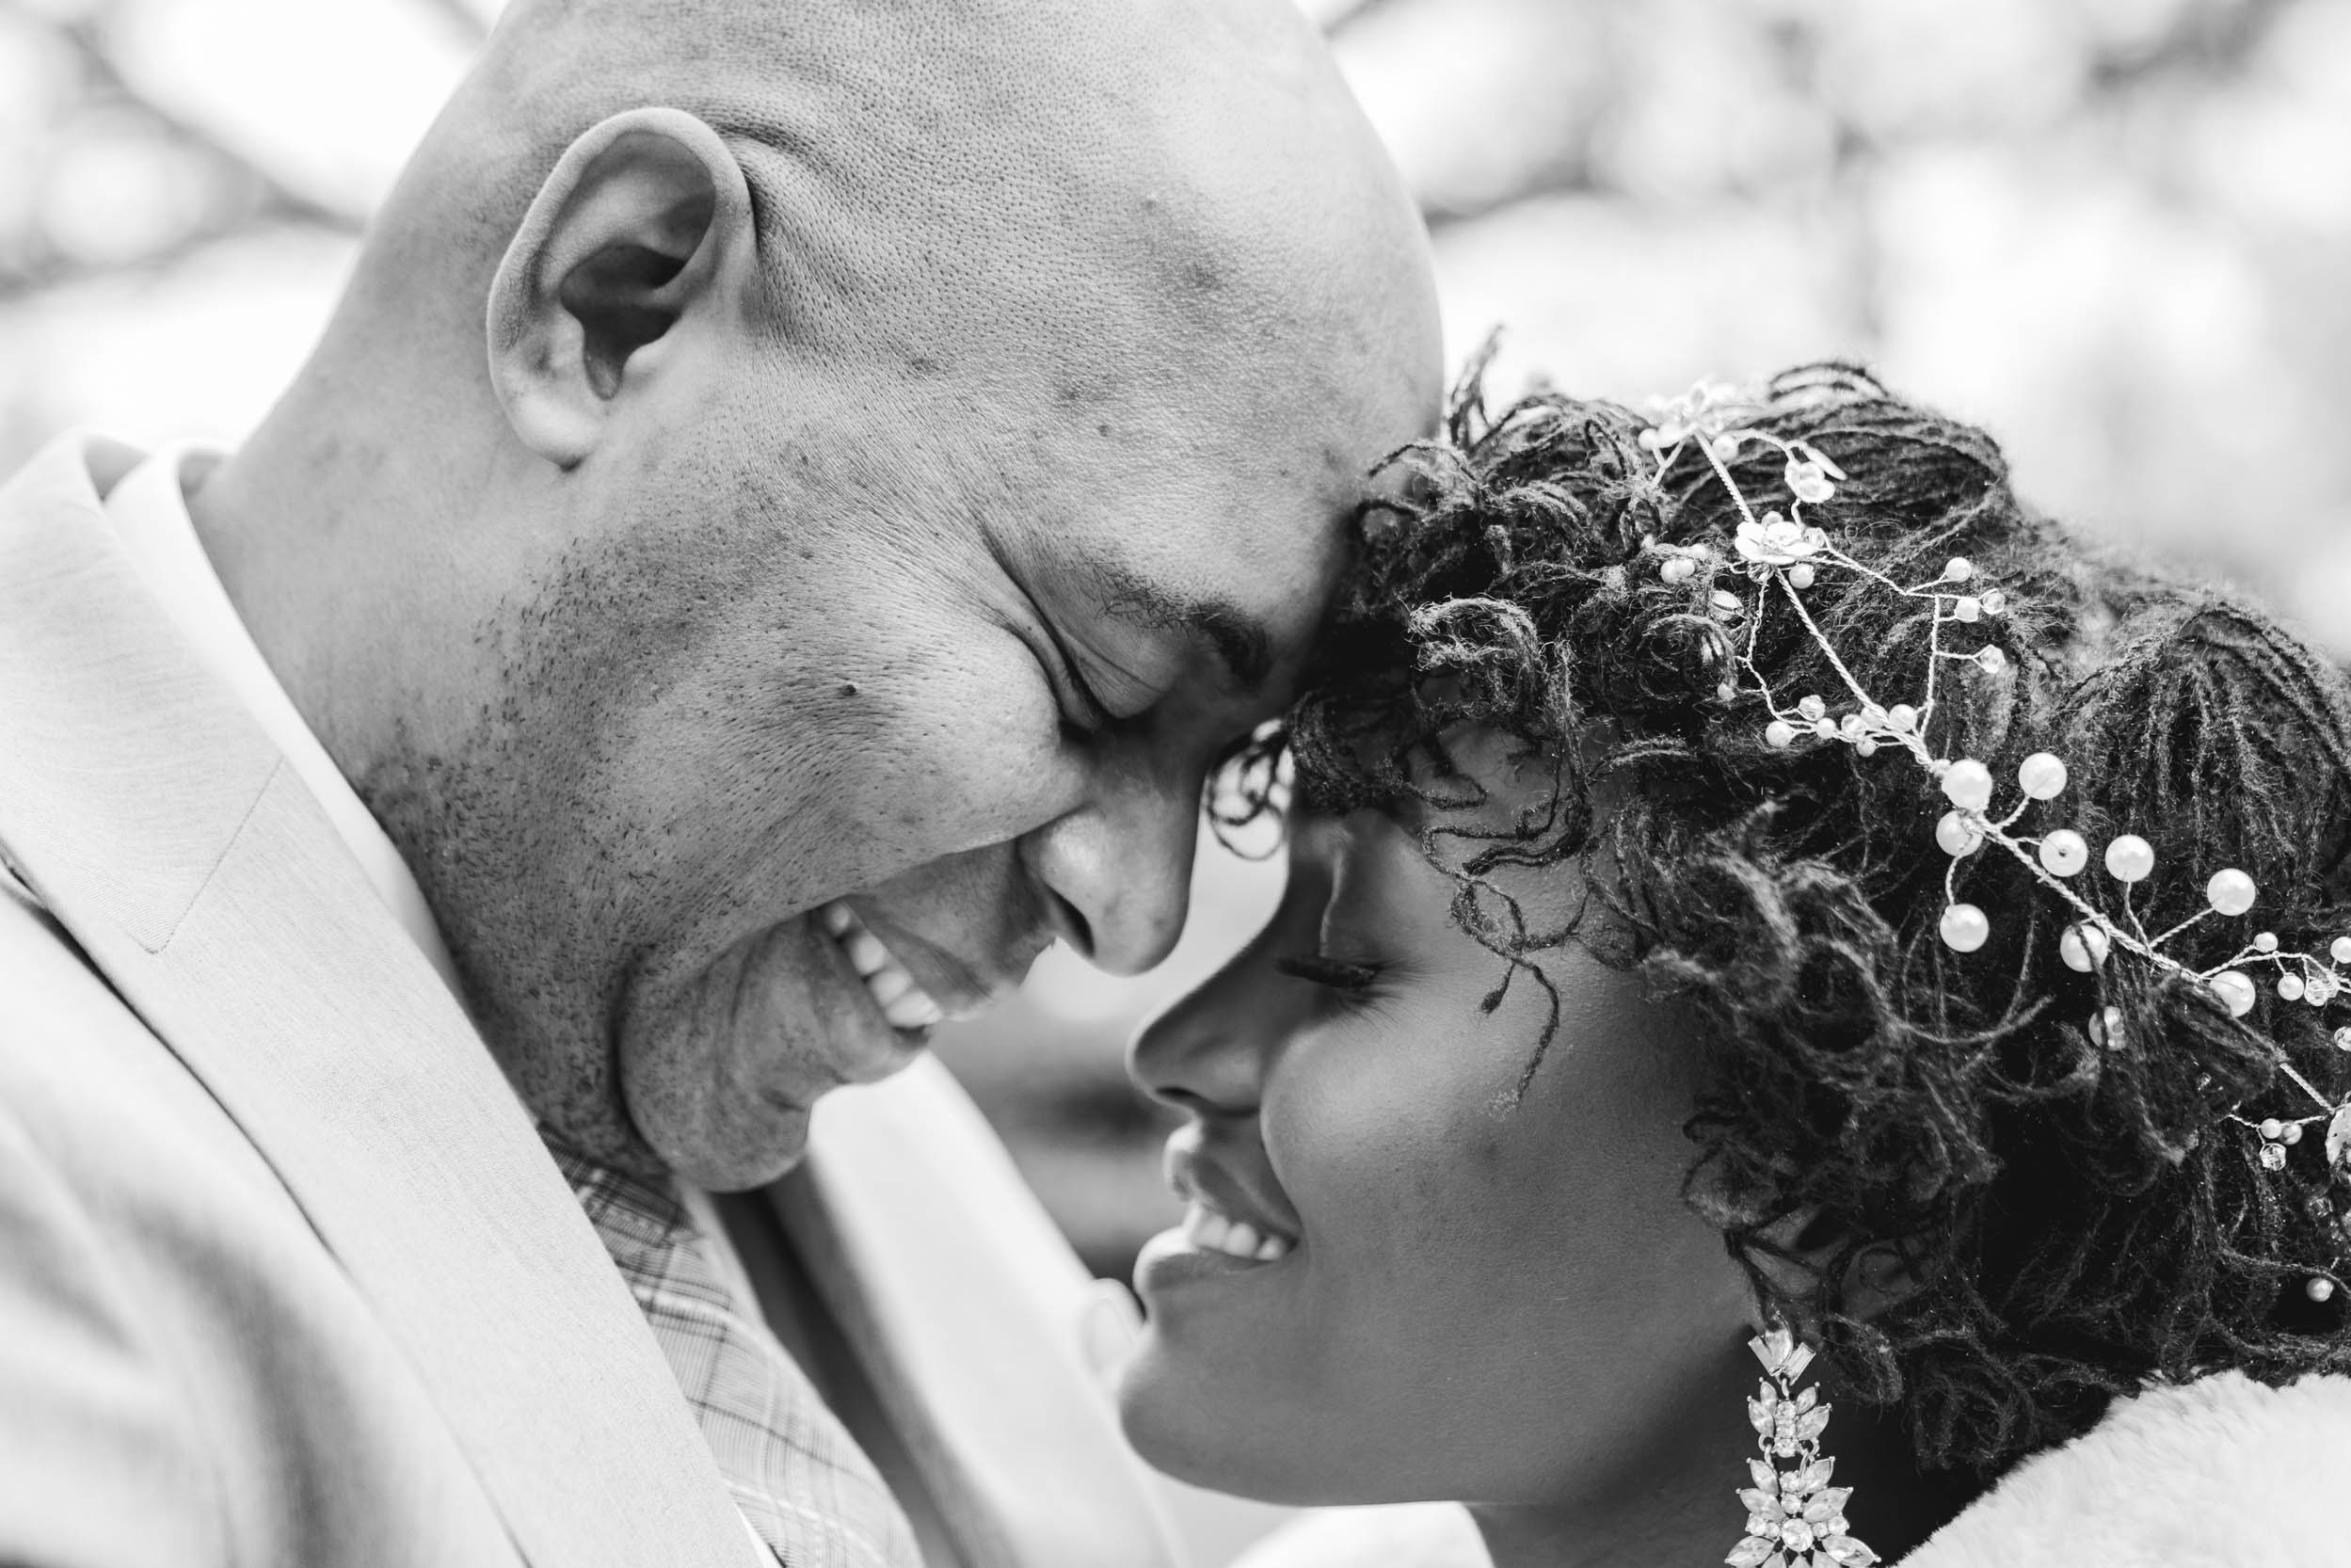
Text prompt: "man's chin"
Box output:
[[621, 1070, 820, 1192], [538, 1086, 814, 1191], [666, 1105, 816, 1192]]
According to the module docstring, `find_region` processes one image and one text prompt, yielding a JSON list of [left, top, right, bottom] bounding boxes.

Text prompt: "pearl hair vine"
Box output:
[[1638, 379, 2351, 1224]]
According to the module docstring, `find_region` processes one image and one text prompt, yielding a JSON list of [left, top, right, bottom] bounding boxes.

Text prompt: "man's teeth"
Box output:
[[819, 902, 945, 1030], [1181, 1201, 1292, 1263]]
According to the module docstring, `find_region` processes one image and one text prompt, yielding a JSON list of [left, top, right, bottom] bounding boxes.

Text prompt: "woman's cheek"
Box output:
[[1270, 997, 1533, 1286]]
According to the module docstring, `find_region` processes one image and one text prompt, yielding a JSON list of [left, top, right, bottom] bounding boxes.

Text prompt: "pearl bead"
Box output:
[[1936, 810, 1983, 857], [2058, 922, 2111, 972], [1710, 434, 1742, 461], [2260, 1118, 2284, 1141], [2103, 834, 2155, 883], [2335, 1027, 2351, 1051], [1886, 703, 1918, 732], [1787, 564, 1815, 589], [1840, 713, 1865, 739], [1975, 647, 2008, 677], [2015, 753, 2066, 800], [2334, 936, 2351, 966], [2205, 868, 2257, 917], [2309, 1277, 2338, 1304], [1813, 717, 1837, 738], [1953, 596, 1981, 623], [2038, 829, 2088, 877], [1855, 738, 1879, 757], [1941, 759, 1994, 812], [1940, 903, 1991, 952], [2279, 972, 2307, 1002], [2087, 1006, 2125, 1048], [2210, 970, 2258, 1017], [2256, 932, 2280, 952], [1798, 695, 1826, 721], [1765, 720, 1798, 749], [2283, 1122, 2304, 1144], [1944, 557, 1973, 582], [1660, 556, 1696, 584]]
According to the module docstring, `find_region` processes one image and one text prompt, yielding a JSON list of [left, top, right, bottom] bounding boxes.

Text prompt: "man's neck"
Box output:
[[189, 426, 355, 773], [184, 383, 479, 804]]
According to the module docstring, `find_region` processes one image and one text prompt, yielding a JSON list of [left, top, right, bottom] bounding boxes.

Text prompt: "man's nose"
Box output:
[[1020, 770, 1199, 976]]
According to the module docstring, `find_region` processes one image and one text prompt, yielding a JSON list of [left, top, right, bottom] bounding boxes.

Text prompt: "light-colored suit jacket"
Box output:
[[0, 435, 1184, 1568]]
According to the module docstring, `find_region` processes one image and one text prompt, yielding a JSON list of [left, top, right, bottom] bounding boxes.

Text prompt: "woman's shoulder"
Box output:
[[1220, 1370, 2351, 1568], [1903, 1369, 2351, 1567], [1232, 1503, 1488, 1568]]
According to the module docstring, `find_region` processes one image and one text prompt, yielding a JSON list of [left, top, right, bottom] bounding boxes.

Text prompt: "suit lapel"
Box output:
[[0, 438, 757, 1568], [780, 1058, 1187, 1568]]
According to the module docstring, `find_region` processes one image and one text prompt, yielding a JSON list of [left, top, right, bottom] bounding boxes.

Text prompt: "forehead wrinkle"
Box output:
[[1091, 559, 1273, 696]]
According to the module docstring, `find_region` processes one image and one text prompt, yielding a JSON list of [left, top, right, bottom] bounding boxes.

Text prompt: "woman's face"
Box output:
[[1118, 800, 1756, 1507]]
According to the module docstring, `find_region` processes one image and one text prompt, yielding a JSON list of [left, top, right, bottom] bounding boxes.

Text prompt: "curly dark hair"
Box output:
[[1238, 356, 2351, 1477]]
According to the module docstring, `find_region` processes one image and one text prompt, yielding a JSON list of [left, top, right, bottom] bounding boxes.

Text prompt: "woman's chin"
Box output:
[[1116, 1333, 1320, 1504]]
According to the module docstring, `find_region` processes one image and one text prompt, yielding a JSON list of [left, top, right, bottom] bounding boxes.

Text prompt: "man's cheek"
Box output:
[[665, 607, 1081, 900], [842, 649, 1086, 850]]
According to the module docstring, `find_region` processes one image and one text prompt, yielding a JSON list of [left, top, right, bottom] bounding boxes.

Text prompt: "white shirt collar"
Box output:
[[101, 444, 467, 1002]]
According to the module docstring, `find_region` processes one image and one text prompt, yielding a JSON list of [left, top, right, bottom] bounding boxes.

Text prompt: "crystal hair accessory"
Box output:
[[1639, 379, 2351, 1223], [1724, 1323, 1879, 1568]]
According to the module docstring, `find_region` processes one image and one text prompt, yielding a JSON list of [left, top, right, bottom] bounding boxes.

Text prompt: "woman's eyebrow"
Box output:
[[1092, 561, 1273, 694]]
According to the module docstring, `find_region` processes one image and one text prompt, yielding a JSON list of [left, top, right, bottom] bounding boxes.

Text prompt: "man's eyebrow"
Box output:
[[1095, 563, 1274, 694]]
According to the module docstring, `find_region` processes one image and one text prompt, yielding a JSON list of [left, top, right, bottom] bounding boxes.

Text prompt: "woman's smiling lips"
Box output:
[[1134, 1127, 1304, 1292]]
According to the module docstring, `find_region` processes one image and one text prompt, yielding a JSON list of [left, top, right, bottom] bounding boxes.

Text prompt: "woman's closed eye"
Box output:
[[1275, 952, 1383, 993]]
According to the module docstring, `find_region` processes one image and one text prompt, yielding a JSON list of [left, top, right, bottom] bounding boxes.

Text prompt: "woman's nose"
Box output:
[[1129, 840, 1332, 1117]]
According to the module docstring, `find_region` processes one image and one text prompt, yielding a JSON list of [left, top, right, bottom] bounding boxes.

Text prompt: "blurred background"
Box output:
[[8, 0, 2351, 1287]]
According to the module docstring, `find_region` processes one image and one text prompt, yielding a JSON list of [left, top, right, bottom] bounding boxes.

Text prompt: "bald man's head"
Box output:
[[362, 0, 1427, 431], [223, 0, 1441, 1187]]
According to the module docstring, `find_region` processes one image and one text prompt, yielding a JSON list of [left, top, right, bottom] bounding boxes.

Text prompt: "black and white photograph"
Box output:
[[5, 1, 2351, 1563]]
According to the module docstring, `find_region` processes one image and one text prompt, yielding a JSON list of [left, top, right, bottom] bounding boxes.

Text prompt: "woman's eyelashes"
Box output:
[[1275, 952, 1383, 993]]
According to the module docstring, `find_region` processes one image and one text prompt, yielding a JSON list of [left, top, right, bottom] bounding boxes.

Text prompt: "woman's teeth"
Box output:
[[1182, 1201, 1292, 1263], [820, 902, 946, 1031]]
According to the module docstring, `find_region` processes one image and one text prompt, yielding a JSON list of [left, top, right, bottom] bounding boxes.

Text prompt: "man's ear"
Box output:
[[486, 107, 755, 470]]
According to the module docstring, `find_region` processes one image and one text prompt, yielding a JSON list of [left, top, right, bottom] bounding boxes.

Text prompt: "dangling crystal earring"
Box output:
[[1724, 1323, 1879, 1568]]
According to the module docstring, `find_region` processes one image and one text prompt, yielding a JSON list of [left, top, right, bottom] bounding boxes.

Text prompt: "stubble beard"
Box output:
[[357, 705, 663, 1176]]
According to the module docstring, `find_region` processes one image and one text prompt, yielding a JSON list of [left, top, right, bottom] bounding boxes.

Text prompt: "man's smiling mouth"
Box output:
[[819, 900, 951, 1032]]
